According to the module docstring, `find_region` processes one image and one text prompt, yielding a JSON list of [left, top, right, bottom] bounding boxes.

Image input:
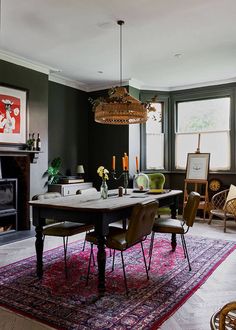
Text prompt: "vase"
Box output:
[[100, 180, 108, 199]]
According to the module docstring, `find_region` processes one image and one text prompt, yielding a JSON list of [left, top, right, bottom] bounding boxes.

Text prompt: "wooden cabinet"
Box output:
[[48, 182, 93, 196]]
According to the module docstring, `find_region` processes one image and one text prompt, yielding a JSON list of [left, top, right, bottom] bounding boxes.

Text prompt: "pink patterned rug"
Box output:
[[0, 234, 235, 329]]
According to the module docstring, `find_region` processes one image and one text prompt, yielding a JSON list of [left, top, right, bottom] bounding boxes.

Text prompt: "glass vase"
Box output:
[[100, 180, 108, 199]]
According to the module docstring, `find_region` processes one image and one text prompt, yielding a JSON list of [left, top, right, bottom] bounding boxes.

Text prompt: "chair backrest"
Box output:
[[147, 173, 165, 190], [183, 191, 201, 227], [32, 192, 62, 200], [126, 200, 159, 247], [32, 192, 62, 225]]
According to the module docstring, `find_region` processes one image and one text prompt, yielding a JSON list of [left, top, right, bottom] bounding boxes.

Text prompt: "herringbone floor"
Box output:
[[0, 218, 236, 330]]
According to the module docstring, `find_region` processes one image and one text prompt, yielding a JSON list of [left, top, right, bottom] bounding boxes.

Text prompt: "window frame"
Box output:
[[140, 92, 170, 172], [172, 86, 235, 173]]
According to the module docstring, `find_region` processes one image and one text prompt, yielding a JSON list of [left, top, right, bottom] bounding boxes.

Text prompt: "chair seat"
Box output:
[[152, 218, 185, 234], [43, 222, 94, 237], [86, 226, 128, 250], [210, 209, 236, 220]]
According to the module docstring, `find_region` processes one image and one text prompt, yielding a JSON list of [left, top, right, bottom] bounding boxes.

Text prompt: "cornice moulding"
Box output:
[[49, 74, 88, 92]]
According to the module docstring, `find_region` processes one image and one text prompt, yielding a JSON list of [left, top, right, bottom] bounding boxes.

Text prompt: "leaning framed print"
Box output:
[[0, 85, 27, 145], [186, 153, 210, 180]]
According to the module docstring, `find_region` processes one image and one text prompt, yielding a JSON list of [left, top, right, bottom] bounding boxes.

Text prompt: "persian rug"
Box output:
[[0, 234, 235, 330]]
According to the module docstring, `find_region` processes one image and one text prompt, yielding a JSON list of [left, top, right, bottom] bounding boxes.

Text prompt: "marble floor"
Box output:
[[0, 218, 236, 330]]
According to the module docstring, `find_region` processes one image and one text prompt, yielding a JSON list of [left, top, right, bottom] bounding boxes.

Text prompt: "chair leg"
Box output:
[[180, 234, 186, 258], [181, 234, 191, 271], [120, 251, 128, 295], [63, 236, 69, 278], [148, 231, 155, 271], [112, 249, 116, 271], [140, 241, 149, 280], [208, 213, 213, 225], [224, 218, 227, 233], [82, 238, 86, 251], [86, 243, 93, 285]]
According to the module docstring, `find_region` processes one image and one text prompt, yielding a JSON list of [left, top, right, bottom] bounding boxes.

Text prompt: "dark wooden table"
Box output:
[[30, 189, 182, 295]]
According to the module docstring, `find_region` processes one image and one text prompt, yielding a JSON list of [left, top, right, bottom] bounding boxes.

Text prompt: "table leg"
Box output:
[[35, 225, 44, 278], [97, 235, 106, 295]]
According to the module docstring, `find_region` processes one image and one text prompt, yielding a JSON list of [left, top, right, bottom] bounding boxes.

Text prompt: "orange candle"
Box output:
[[122, 157, 125, 170], [125, 155, 129, 170], [135, 156, 139, 172], [112, 155, 116, 171]]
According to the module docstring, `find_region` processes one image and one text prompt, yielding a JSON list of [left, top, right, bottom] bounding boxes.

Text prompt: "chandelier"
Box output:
[[93, 20, 154, 125]]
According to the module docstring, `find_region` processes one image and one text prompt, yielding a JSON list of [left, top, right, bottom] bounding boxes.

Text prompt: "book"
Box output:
[[59, 176, 84, 184]]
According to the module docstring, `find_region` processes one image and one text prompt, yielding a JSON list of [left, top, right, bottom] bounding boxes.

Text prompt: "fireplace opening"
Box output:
[[0, 178, 18, 234]]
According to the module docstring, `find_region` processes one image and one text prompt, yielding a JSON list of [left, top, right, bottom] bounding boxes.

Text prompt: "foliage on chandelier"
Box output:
[[89, 86, 158, 125]]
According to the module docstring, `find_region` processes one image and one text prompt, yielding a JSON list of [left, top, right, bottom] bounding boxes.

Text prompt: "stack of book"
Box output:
[[59, 176, 84, 184]]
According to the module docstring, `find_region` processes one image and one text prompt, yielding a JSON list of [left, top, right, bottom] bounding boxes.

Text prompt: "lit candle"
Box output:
[[135, 156, 139, 172], [112, 155, 116, 171], [125, 155, 129, 171], [122, 157, 125, 170]]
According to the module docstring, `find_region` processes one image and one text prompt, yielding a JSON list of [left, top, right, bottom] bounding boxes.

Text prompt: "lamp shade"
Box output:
[[77, 165, 85, 174]]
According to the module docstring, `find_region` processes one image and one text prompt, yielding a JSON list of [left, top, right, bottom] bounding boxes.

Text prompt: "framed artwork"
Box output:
[[0, 85, 27, 145], [186, 153, 210, 180]]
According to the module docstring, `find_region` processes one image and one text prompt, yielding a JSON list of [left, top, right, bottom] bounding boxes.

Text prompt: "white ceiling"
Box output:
[[1, 0, 236, 91]]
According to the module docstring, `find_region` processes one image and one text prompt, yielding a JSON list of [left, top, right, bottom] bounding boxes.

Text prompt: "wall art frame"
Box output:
[[186, 153, 210, 180], [0, 84, 28, 145]]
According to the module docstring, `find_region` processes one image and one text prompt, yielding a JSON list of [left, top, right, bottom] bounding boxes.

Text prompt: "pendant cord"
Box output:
[[120, 22, 122, 87], [117, 20, 124, 87]]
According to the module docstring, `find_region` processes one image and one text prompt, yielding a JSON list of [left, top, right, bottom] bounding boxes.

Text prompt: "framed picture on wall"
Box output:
[[0, 85, 27, 145], [186, 153, 210, 180]]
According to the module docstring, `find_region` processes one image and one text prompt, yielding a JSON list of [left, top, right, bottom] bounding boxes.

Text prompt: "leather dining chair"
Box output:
[[32, 191, 94, 278], [148, 191, 200, 272], [85, 200, 159, 294]]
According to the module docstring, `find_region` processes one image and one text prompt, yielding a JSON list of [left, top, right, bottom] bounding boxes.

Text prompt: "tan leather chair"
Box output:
[[32, 192, 94, 278], [86, 200, 158, 294], [210, 301, 236, 329], [149, 191, 200, 271]]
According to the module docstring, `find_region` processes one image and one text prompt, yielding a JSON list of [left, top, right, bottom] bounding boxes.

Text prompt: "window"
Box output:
[[145, 102, 164, 170], [175, 97, 231, 171]]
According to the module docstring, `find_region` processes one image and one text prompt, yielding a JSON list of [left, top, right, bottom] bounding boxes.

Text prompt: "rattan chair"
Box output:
[[86, 200, 158, 294], [208, 189, 236, 232], [210, 301, 236, 329], [32, 192, 94, 278], [148, 191, 200, 271]]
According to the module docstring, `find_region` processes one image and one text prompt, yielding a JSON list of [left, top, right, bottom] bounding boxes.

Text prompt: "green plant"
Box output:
[[44, 157, 62, 184]]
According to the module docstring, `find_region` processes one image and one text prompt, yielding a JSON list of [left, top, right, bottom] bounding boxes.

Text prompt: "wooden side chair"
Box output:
[[208, 187, 236, 232], [32, 192, 94, 278], [210, 301, 236, 329], [149, 191, 200, 271], [86, 200, 159, 294]]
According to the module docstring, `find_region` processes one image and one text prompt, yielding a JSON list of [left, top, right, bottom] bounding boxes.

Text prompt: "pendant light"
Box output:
[[93, 20, 153, 125]]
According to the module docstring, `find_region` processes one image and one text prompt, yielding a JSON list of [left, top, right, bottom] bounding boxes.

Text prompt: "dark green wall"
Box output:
[[48, 81, 89, 177], [0, 60, 48, 198], [88, 89, 129, 189]]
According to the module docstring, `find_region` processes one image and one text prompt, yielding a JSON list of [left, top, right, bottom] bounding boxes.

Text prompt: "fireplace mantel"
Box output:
[[0, 148, 42, 163]]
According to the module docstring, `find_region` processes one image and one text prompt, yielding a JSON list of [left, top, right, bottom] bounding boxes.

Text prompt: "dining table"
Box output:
[[30, 188, 182, 295]]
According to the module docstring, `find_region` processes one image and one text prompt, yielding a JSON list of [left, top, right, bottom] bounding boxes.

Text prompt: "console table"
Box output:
[[48, 182, 93, 196]]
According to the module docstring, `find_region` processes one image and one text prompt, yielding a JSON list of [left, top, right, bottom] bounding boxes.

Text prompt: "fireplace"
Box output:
[[0, 178, 18, 233], [0, 148, 40, 233]]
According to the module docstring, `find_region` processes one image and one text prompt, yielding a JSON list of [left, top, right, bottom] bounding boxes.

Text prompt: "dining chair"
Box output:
[[148, 191, 200, 271], [208, 186, 236, 232], [32, 191, 94, 278], [147, 172, 172, 217], [210, 301, 236, 329], [85, 200, 159, 294]]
